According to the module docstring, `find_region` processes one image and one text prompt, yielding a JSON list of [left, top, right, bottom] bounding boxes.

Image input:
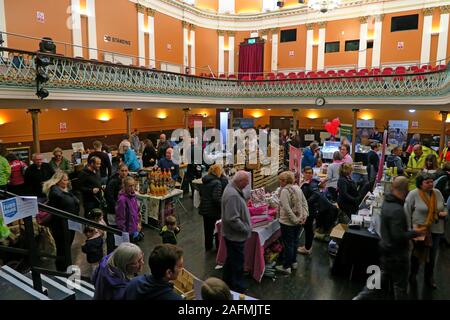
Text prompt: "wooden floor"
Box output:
[[68, 193, 450, 300]]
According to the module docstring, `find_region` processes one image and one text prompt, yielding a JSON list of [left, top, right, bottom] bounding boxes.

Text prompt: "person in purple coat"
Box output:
[[115, 176, 142, 243], [92, 243, 144, 300]]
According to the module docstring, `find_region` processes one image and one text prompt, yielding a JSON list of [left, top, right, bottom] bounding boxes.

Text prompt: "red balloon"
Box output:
[[331, 118, 341, 128], [325, 122, 333, 134]]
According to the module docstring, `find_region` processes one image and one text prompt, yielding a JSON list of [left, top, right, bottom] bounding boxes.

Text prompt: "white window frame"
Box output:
[[218, 0, 235, 14]]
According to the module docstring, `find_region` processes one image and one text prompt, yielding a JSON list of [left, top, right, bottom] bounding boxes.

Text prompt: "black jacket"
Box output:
[[379, 193, 418, 258], [199, 174, 224, 218], [301, 178, 321, 217], [24, 163, 55, 198], [81, 237, 104, 263], [337, 176, 360, 216], [125, 274, 182, 300], [78, 167, 102, 204], [157, 141, 171, 160], [367, 150, 380, 179], [142, 146, 158, 167], [105, 173, 124, 214], [88, 151, 112, 178], [48, 185, 80, 231]]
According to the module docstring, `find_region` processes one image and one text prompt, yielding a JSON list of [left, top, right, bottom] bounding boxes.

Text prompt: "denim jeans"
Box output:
[[223, 238, 246, 293], [280, 223, 302, 269]]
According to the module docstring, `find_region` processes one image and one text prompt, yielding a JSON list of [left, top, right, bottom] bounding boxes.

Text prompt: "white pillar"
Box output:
[[358, 17, 368, 70], [0, 0, 7, 49], [147, 10, 155, 68], [190, 28, 196, 74], [71, 0, 83, 57], [420, 12, 433, 65], [372, 15, 383, 68], [183, 25, 189, 70], [271, 29, 278, 72], [86, 0, 98, 60], [317, 25, 326, 71], [218, 32, 225, 75], [137, 10, 145, 66], [437, 11, 449, 65], [305, 25, 314, 72], [228, 33, 234, 75]]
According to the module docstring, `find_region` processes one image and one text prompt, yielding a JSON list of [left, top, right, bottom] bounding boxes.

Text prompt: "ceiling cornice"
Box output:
[[130, 0, 449, 30]]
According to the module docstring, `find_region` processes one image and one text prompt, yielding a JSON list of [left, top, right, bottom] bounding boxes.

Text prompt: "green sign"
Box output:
[[339, 124, 353, 143]]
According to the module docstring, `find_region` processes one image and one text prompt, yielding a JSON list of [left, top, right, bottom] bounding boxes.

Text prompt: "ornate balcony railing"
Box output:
[[0, 48, 448, 99]]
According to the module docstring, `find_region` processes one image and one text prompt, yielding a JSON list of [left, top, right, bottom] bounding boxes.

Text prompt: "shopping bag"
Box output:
[[193, 190, 200, 208]]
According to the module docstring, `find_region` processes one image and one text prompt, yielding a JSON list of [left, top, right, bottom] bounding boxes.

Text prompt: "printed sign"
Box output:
[[289, 50, 295, 56], [397, 41, 404, 49], [0, 197, 38, 225], [103, 35, 131, 46], [357, 119, 375, 128], [388, 120, 408, 147], [411, 121, 419, 129], [68, 221, 83, 233], [71, 142, 85, 153], [114, 232, 130, 246], [59, 122, 67, 132], [304, 134, 315, 141], [36, 11, 45, 23]]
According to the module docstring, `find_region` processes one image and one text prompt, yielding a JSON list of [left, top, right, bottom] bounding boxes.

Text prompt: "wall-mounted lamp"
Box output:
[[98, 115, 111, 122], [137, 108, 142, 111], [202, 113, 208, 118], [431, 27, 441, 35], [252, 111, 264, 119], [61, 108, 68, 111], [360, 114, 372, 120], [409, 109, 416, 113], [157, 114, 167, 120]]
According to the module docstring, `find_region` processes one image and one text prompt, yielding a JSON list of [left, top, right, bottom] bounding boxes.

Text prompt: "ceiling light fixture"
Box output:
[[409, 109, 416, 113]]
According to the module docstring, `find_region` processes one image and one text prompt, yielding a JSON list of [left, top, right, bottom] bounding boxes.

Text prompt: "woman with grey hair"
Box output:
[[92, 242, 144, 300]]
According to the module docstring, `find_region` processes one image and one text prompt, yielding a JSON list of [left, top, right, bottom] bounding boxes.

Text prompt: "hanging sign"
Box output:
[[59, 122, 67, 132], [0, 197, 38, 225], [36, 11, 45, 23], [356, 119, 375, 128]]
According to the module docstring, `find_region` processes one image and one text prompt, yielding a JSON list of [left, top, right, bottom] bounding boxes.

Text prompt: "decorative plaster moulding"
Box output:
[[131, 0, 448, 31]]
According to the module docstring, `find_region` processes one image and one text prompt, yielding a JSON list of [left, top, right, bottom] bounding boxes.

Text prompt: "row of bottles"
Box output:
[[149, 182, 169, 196], [149, 168, 172, 184], [148, 168, 175, 196]]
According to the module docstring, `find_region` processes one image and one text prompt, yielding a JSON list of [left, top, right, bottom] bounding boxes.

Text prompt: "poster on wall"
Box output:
[[289, 145, 302, 184], [339, 124, 353, 144], [388, 120, 408, 148]]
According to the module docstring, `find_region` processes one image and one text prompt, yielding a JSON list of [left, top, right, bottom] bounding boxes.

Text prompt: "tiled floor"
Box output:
[[68, 193, 450, 300]]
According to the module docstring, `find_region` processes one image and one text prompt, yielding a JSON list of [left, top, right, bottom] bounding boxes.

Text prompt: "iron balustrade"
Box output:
[[0, 189, 121, 295], [0, 47, 448, 98]]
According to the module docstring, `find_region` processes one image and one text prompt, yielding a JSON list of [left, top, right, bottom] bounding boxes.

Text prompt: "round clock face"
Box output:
[[315, 97, 325, 106]]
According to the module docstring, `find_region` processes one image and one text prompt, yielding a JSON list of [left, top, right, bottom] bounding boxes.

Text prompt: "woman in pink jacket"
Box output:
[[115, 177, 142, 243]]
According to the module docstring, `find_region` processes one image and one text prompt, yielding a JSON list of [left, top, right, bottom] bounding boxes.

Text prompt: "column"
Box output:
[[218, 30, 225, 75], [440, 111, 448, 152], [147, 8, 156, 68], [305, 23, 314, 72], [420, 8, 434, 66], [372, 15, 383, 68], [0, 0, 7, 49], [71, 0, 83, 57], [227, 31, 235, 75], [292, 109, 299, 131], [317, 22, 326, 71], [437, 6, 450, 65], [124, 109, 132, 138], [183, 108, 191, 129], [86, 0, 98, 59], [190, 24, 196, 74], [358, 16, 369, 70], [352, 109, 359, 160], [137, 4, 146, 66], [271, 28, 279, 73], [182, 21, 189, 72], [28, 109, 41, 154]]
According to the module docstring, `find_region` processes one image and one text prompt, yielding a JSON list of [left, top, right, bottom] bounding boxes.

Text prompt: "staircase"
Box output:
[[0, 265, 94, 300]]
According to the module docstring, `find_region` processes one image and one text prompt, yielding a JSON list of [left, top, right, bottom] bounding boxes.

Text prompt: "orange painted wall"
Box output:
[[284, 0, 302, 9], [380, 10, 423, 64], [312, 44, 318, 71], [324, 18, 360, 68], [81, 16, 89, 58], [4, 0, 72, 55], [95, 0, 138, 59], [277, 25, 307, 70], [264, 34, 271, 72], [154, 12, 183, 65], [366, 48, 373, 68], [196, 0, 218, 12], [235, 0, 262, 13], [195, 27, 218, 75]]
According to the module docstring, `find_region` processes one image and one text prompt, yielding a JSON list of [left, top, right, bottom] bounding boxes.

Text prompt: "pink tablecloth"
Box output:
[[215, 220, 281, 283]]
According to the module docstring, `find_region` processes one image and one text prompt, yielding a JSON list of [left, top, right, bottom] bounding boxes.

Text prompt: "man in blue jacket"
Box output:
[[125, 244, 184, 300], [301, 142, 320, 169]]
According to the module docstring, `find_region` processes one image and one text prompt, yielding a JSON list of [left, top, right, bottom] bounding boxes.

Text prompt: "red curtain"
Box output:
[[238, 42, 264, 79]]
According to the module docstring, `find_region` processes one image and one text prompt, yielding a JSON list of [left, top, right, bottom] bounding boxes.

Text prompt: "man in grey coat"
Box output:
[[221, 170, 252, 293]]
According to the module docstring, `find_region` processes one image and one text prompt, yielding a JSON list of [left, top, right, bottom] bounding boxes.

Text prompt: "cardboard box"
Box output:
[[330, 223, 348, 240]]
